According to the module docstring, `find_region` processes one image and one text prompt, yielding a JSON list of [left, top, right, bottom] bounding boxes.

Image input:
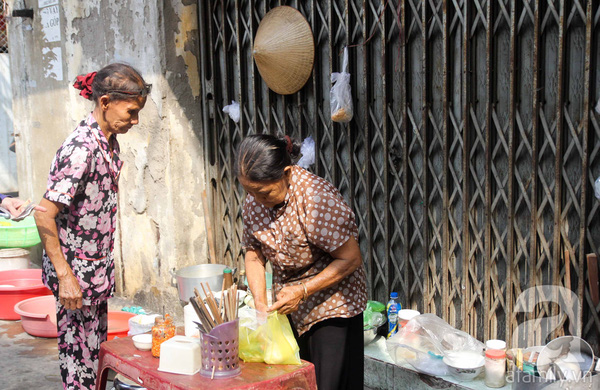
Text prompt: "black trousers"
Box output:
[[294, 313, 364, 390]]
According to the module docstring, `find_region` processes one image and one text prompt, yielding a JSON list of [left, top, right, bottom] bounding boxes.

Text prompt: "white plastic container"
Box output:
[[398, 309, 420, 328], [0, 248, 30, 271], [158, 336, 201, 375], [485, 339, 507, 387], [184, 303, 200, 338]]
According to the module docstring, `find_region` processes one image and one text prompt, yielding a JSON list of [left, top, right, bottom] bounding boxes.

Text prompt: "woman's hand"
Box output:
[[35, 198, 81, 310], [268, 284, 304, 315], [1, 197, 47, 218], [58, 271, 83, 310]]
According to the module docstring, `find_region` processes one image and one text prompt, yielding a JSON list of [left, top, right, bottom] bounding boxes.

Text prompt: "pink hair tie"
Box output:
[[73, 71, 97, 100]]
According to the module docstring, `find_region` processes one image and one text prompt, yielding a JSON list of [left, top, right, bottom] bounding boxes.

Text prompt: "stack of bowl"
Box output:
[[0, 269, 52, 320]]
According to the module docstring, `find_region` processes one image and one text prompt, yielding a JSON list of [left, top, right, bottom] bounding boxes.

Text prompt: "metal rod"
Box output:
[[551, 0, 566, 340], [461, 0, 472, 332], [422, 0, 430, 314], [401, 0, 410, 307], [506, 0, 517, 347], [529, 0, 541, 346], [577, 0, 593, 338], [362, 0, 374, 306], [484, 0, 493, 342], [441, 0, 450, 323]]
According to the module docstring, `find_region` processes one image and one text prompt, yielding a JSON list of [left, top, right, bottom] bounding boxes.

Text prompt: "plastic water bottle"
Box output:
[[386, 292, 400, 338]]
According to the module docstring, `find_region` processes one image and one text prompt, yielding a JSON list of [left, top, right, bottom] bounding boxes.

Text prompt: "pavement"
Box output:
[[1, 297, 138, 390], [1, 318, 62, 389]]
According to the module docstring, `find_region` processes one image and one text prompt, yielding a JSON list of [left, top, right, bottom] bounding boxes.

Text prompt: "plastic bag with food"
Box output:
[[330, 47, 353, 123], [385, 313, 484, 376], [238, 306, 301, 365]]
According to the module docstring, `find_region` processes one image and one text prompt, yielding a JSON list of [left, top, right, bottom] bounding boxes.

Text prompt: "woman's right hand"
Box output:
[[58, 271, 83, 310], [35, 198, 82, 310]]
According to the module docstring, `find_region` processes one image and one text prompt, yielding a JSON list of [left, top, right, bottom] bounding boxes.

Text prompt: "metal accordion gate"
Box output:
[[197, 0, 600, 349]]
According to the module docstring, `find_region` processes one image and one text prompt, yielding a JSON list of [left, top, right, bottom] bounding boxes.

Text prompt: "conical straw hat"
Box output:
[[253, 6, 315, 95]]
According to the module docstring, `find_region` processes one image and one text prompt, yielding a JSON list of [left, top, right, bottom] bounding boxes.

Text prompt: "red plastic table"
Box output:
[[95, 335, 317, 390]]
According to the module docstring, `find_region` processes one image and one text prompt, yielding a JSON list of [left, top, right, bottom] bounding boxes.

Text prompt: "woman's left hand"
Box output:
[[268, 284, 304, 315]]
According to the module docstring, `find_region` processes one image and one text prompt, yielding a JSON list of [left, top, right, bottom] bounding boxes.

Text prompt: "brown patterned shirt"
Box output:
[[242, 165, 368, 335]]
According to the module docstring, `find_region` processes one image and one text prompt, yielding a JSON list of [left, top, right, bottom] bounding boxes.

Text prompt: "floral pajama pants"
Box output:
[[56, 300, 108, 390]]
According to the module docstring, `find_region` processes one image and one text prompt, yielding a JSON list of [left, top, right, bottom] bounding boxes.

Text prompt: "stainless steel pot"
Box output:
[[171, 264, 228, 302]]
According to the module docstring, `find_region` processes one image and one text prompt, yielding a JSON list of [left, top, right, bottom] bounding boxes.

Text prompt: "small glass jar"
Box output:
[[485, 339, 507, 387], [151, 314, 176, 358]]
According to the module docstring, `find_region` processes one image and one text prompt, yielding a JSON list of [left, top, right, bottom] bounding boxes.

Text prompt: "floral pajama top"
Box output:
[[242, 165, 368, 336], [42, 113, 122, 305]]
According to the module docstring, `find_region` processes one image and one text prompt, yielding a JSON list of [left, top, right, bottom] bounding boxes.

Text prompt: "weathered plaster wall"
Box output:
[[8, 0, 208, 316]]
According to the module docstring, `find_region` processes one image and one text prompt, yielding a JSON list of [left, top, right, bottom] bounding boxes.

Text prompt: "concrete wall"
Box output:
[[7, 0, 208, 316], [0, 53, 17, 192]]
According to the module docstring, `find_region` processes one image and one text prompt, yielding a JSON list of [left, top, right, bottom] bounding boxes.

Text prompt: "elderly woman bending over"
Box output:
[[236, 134, 367, 390]]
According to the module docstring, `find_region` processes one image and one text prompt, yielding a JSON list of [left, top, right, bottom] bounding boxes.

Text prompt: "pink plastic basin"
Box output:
[[14, 295, 136, 339], [0, 269, 52, 320], [14, 295, 58, 337]]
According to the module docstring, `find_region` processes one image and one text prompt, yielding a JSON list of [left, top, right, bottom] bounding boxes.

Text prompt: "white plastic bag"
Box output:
[[128, 314, 161, 336], [330, 47, 353, 123], [296, 136, 315, 169], [595, 176, 600, 200], [223, 100, 240, 123], [385, 314, 484, 376]]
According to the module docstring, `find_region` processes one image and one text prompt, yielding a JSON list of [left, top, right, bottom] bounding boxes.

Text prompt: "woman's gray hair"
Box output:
[[91, 63, 150, 102], [235, 134, 301, 181]]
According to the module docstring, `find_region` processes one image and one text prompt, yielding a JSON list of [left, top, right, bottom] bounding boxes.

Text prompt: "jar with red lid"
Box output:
[[485, 339, 507, 387]]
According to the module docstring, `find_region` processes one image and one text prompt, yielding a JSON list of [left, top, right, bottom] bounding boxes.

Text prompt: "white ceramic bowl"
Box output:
[[132, 333, 152, 351], [443, 351, 485, 381]]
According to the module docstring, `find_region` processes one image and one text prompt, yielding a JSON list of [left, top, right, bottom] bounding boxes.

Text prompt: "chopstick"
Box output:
[[221, 284, 238, 322], [191, 281, 240, 333], [193, 288, 216, 329], [190, 295, 213, 331], [219, 278, 225, 316], [201, 283, 223, 325]]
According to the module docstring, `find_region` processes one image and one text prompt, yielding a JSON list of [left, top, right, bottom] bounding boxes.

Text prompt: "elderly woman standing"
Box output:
[[236, 134, 368, 390], [34, 63, 149, 390]]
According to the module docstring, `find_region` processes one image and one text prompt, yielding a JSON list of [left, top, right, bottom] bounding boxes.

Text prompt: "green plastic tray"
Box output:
[[0, 216, 41, 248]]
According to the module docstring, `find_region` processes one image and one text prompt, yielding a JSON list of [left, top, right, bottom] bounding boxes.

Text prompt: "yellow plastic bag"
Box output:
[[238, 307, 301, 365]]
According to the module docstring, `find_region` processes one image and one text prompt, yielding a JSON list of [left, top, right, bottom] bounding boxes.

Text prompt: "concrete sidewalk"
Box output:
[[1, 297, 141, 390], [0, 318, 62, 389]]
